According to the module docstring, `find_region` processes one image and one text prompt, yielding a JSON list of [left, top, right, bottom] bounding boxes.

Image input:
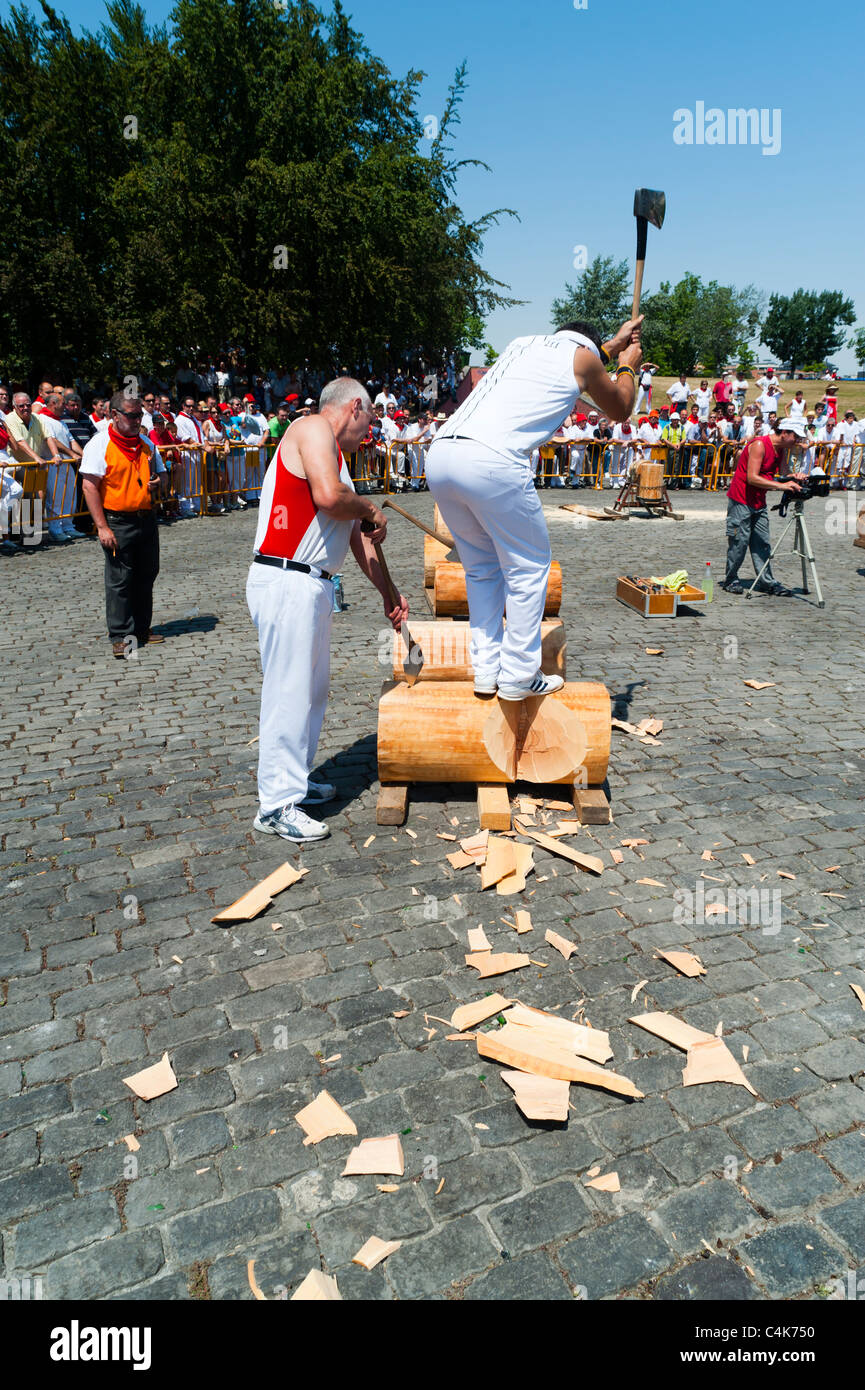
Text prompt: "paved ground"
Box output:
[[1, 487, 863, 1302]]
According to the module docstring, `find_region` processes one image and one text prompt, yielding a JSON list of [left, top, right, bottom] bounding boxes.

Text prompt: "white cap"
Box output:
[[777, 416, 807, 439]]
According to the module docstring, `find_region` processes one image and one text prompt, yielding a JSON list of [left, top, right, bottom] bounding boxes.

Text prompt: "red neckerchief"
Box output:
[[108, 424, 144, 460]]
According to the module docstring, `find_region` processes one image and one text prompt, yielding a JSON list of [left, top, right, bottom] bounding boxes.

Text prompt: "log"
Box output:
[[424, 532, 458, 585], [377, 680, 610, 786], [391, 618, 567, 683], [433, 504, 454, 546], [433, 560, 562, 618]]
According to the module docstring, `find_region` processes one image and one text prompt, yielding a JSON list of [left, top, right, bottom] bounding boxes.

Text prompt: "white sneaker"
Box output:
[[253, 804, 329, 842], [303, 779, 337, 804], [497, 672, 565, 702], [473, 674, 499, 695]]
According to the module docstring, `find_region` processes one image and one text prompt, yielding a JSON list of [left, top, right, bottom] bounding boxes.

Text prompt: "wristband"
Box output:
[[599, 345, 611, 366], [617, 365, 638, 382]]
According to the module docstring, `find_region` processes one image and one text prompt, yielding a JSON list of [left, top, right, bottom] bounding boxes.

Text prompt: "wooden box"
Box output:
[[616, 577, 706, 618]]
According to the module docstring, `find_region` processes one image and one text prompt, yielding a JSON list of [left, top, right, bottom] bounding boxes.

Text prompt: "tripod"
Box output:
[[745, 497, 825, 608]]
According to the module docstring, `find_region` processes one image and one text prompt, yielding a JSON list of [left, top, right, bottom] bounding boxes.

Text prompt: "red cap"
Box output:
[[243, 393, 255, 403], [638, 416, 648, 426], [219, 403, 230, 412], [284, 393, 299, 403]]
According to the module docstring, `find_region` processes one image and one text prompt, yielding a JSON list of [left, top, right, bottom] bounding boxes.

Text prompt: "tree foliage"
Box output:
[[847, 327, 865, 369], [551, 255, 630, 342], [0, 0, 516, 379], [761, 289, 855, 376], [640, 274, 764, 374]]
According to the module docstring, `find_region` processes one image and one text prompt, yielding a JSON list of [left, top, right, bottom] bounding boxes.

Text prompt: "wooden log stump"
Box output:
[[433, 560, 562, 618], [377, 680, 610, 786], [391, 618, 567, 683], [433, 504, 454, 546], [423, 533, 457, 586]]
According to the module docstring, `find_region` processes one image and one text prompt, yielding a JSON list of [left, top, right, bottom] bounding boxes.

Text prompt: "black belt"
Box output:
[[253, 554, 332, 580]]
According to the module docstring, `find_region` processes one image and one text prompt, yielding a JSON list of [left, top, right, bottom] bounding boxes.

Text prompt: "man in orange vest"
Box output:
[[80, 391, 167, 658]]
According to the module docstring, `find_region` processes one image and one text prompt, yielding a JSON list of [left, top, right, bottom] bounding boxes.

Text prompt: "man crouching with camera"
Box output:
[[721, 416, 807, 596]]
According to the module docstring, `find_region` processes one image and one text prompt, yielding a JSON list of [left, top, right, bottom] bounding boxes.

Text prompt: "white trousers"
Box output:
[[47, 461, 75, 523], [246, 564, 333, 813], [1, 468, 24, 529], [425, 439, 551, 686]]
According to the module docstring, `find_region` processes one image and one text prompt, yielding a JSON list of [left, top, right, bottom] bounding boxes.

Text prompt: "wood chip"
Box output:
[[437, 833, 457, 841], [823, 865, 841, 873], [620, 838, 648, 848], [496, 841, 535, 895], [171, 955, 183, 964], [514, 822, 603, 875], [467, 926, 492, 952], [122, 1134, 140, 1152], [392, 1010, 409, 1018], [701, 849, 715, 862], [435, 1177, 445, 1195], [502, 1002, 612, 1064], [512, 909, 533, 934], [637, 877, 666, 888], [777, 870, 796, 880], [459, 830, 489, 864], [271, 922, 283, 932], [743, 679, 775, 690], [446, 849, 474, 870], [610, 849, 624, 865], [450, 994, 511, 1031], [656, 949, 706, 979], [342, 1135, 405, 1177], [545, 928, 578, 960], [480, 836, 518, 890], [352, 1236, 402, 1270], [631, 979, 649, 1003], [290, 1269, 341, 1301], [465, 951, 531, 979], [363, 835, 376, 848], [502, 1070, 570, 1121], [556, 819, 582, 833], [323, 1054, 341, 1064], [211, 862, 308, 923], [629, 1011, 713, 1050], [586, 1171, 620, 1192], [247, 1258, 267, 1301], [682, 1035, 757, 1095], [123, 1052, 178, 1101], [376, 1184, 399, 1193], [645, 648, 664, 655], [474, 1123, 489, 1130], [477, 1025, 642, 1096], [296, 1091, 358, 1146], [742, 853, 756, 866], [585, 1164, 601, 1178], [850, 983, 865, 1012], [704, 903, 729, 917], [701, 872, 725, 882]]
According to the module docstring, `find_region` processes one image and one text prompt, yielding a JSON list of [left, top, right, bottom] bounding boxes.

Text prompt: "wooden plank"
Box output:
[[477, 784, 512, 832], [573, 787, 611, 825], [477, 1024, 643, 1096], [376, 784, 408, 826]]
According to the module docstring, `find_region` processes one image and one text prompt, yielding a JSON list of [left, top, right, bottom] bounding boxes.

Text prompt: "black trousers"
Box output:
[[103, 510, 160, 642]]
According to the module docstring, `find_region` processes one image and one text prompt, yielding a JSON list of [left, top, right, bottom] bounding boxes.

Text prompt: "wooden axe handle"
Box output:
[[372, 540, 401, 610], [382, 498, 447, 544], [632, 260, 646, 320]]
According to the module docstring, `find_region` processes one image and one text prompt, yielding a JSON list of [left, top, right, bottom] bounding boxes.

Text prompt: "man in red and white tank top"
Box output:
[[722, 418, 805, 595], [246, 377, 408, 846]]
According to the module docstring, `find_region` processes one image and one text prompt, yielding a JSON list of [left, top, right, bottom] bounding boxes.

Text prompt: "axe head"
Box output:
[[633, 188, 666, 229]]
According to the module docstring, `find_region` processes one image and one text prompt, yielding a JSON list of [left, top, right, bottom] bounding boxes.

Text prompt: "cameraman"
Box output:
[[721, 417, 807, 596]]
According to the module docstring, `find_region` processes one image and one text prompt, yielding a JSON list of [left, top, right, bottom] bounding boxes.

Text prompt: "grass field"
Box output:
[[638, 376, 865, 420]]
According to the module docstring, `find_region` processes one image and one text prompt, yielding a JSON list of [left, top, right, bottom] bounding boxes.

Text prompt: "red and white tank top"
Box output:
[[253, 430, 355, 573]]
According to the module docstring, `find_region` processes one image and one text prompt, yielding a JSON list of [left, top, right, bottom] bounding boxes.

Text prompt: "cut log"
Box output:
[[433, 560, 562, 618], [423, 533, 457, 585], [393, 618, 567, 683], [483, 699, 586, 783], [477, 784, 512, 832], [376, 784, 408, 826], [377, 681, 610, 786]]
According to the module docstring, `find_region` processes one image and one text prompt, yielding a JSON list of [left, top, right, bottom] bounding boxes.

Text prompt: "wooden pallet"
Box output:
[[376, 781, 610, 828]]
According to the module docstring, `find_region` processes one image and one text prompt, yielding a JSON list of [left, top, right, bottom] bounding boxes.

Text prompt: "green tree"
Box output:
[[848, 327, 865, 368], [640, 274, 763, 374], [761, 289, 855, 376], [551, 255, 630, 342]]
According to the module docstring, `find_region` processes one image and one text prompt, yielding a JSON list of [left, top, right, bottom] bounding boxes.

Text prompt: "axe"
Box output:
[[361, 520, 424, 685], [632, 188, 666, 319], [381, 498, 455, 551]]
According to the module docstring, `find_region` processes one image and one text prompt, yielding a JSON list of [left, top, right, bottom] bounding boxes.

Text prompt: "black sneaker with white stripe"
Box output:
[[497, 673, 565, 702]]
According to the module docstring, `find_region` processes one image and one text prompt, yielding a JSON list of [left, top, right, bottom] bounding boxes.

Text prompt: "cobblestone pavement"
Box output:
[[1, 487, 863, 1302]]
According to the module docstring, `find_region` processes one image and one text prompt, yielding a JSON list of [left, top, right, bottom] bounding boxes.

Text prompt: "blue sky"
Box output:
[[7, 0, 863, 370]]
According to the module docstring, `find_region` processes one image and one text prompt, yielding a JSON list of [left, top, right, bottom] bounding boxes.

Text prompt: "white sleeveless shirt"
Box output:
[[433, 331, 600, 464]]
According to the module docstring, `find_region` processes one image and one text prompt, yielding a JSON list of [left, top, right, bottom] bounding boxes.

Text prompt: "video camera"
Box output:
[[772, 470, 831, 517]]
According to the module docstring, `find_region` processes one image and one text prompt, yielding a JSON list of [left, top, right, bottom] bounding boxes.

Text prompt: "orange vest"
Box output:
[[102, 436, 152, 512]]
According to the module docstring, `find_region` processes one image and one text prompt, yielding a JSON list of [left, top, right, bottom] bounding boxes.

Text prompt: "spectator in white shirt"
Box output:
[[835, 411, 859, 485], [756, 368, 779, 393], [634, 363, 658, 414], [731, 371, 749, 412], [174, 393, 206, 516], [693, 379, 712, 422], [375, 384, 398, 411], [39, 391, 85, 539], [666, 374, 692, 412], [788, 390, 807, 420]]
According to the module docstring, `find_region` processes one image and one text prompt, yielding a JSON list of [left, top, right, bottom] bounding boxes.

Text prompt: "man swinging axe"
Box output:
[[247, 378, 408, 844]]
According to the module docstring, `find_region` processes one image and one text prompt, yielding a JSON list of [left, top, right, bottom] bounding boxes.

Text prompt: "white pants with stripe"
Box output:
[[425, 438, 551, 686], [246, 563, 333, 813]]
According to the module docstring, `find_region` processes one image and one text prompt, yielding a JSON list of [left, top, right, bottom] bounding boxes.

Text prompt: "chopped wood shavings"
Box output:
[[405, 828, 417, 839], [450, 993, 511, 1031], [777, 870, 795, 880], [123, 1052, 177, 1101], [704, 903, 729, 917], [701, 849, 715, 862], [447, 849, 475, 870], [296, 1090, 358, 1146], [586, 1172, 620, 1192], [212, 861, 308, 923], [480, 836, 518, 890], [376, 1184, 399, 1193], [742, 1045, 750, 1062], [271, 922, 282, 932], [392, 1010, 409, 1018], [171, 955, 183, 964], [514, 822, 603, 875], [714, 1021, 724, 1036], [446, 1032, 476, 1041], [437, 833, 457, 841], [122, 1134, 140, 1152], [629, 1011, 713, 1050], [467, 926, 492, 952], [411, 887, 419, 896], [290, 1270, 341, 1301], [556, 819, 582, 833], [528, 960, 548, 967], [621, 838, 648, 848], [631, 979, 649, 1003], [196, 1167, 210, 1175], [513, 909, 533, 934], [435, 1178, 445, 1195], [460, 830, 489, 864], [656, 949, 706, 979], [502, 1002, 612, 1063], [683, 1035, 757, 1095], [586, 1164, 601, 1178], [823, 865, 841, 873], [645, 648, 664, 655], [610, 849, 624, 865], [352, 1236, 402, 1270], [502, 1070, 570, 1121], [323, 1054, 341, 1064], [743, 679, 775, 690], [701, 872, 725, 882], [637, 877, 666, 888], [450, 816, 460, 826], [342, 1135, 405, 1177], [821, 892, 846, 899], [742, 853, 756, 866], [478, 1026, 640, 1096], [423, 1027, 437, 1041], [475, 1123, 489, 1131], [496, 841, 535, 895], [545, 928, 578, 961], [465, 951, 531, 979], [850, 983, 865, 1011], [410, 858, 420, 866], [247, 1259, 267, 1301], [363, 835, 375, 848]]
